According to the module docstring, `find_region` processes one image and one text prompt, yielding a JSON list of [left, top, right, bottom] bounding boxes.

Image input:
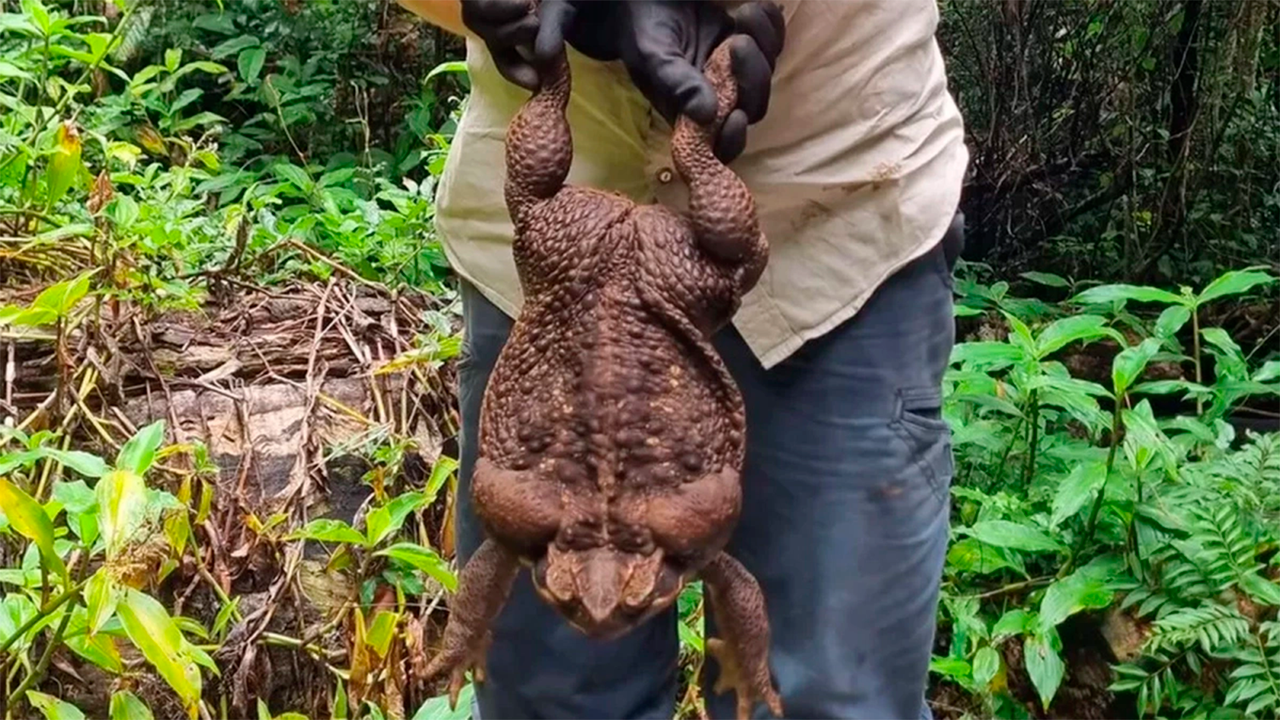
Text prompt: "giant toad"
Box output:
[[423, 21, 781, 720]]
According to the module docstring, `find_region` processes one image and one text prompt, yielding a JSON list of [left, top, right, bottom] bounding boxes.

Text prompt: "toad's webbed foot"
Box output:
[[701, 552, 783, 719], [423, 539, 520, 709]]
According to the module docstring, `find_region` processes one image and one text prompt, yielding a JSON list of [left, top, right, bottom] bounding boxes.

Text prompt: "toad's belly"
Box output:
[[477, 292, 744, 491]]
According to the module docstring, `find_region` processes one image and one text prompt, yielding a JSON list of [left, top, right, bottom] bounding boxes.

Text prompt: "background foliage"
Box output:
[[0, 1, 1277, 719]]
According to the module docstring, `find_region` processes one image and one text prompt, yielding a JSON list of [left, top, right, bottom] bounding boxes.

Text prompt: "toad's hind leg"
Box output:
[[423, 539, 520, 709], [701, 552, 783, 720]]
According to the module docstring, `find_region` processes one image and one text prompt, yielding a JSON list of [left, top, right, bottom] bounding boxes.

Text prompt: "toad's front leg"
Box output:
[[423, 539, 520, 709], [701, 552, 783, 719], [670, 43, 769, 294]]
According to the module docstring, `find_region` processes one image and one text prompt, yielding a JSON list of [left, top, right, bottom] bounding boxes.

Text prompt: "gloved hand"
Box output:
[[463, 0, 785, 163], [460, 0, 611, 90], [610, 0, 786, 162]]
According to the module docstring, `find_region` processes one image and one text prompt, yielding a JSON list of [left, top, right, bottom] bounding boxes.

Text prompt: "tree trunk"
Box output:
[[1141, 0, 1204, 280], [1168, 0, 1204, 164]]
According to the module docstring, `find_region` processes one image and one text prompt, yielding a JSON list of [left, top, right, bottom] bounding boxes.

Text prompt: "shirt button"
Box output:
[[656, 168, 674, 184]]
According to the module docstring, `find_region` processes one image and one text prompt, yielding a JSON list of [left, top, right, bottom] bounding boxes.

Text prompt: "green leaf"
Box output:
[[1196, 269, 1276, 305], [0, 13, 39, 36], [52, 479, 99, 542], [930, 657, 971, 685], [1154, 305, 1191, 339], [210, 34, 260, 59], [97, 469, 149, 559], [1003, 312, 1036, 357], [1020, 271, 1070, 288], [425, 456, 458, 506], [1254, 361, 1280, 384], [412, 684, 475, 720], [992, 609, 1037, 640], [116, 420, 165, 476], [332, 680, 349, 720], [21, 0, 51, 35], [26, 692, 86, 720], [117, 588, 202, 718], [287, 518, 366, 546], [968, 520, 1064, 553], [1037, 571, 1113, 630], [0, 60, 33, 80], [1034, 315, 1122, 359], [678, 617, 703, 654], [945, 538, 1024, 576], [66, 627, 124, 673], [376, 542, 457, 592], [1201, 327, 1249, 381], [972, 646, 1001, 687], [1245, 694, 1278, 717], [106, 195, 140, 227], [1070, 283, 1185, 307], [193, 13, 237, 34], [31, 271, 92, 319], [1050, 461, 1107, 527], [1239, 573, 1280, 607], [85, 566, 121, 635], [238, 47, 266, 84], [320, 167, 357, 187], [366, 609, 398, 658], [0, 477, 65, 578], [423, 60, 469, 84], [1024, 632, 1065, 710], [950, 341, 1026, 371], [1112, 337, 1161, 396], [110, 691, 155, 720], [1130, 379, 1212, 398], [1122, 400, 1176, 476], [43, 449, 109, 478], [366, 491, 429, 547], [0, 593, 38, 650], [273, 163, 312, 191], [0, 153, 30, 189]]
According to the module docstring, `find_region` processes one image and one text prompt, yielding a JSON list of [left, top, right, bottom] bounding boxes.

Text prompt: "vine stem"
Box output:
[[18, 0, 144, 206], [7, 598, 74, 707], [1022, 390, 1041, 485], [0, 579, 87, 657], [1064, 396, 1125, 577], [989, 415, 1026, 489], [27, 2, 143, 144], [1256, 631, 1279, 713], [973, 575, 1055, 600], [1191, 307, 1204, 417]]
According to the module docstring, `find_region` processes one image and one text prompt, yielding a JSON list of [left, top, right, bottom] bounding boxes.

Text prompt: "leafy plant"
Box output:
[[934, 266, 1280, 718]]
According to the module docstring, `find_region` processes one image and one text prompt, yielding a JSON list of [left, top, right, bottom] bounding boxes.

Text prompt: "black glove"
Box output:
[[460, 0, 611, 90], [463, 0, 785, 163], [610, 0, 786, 162]]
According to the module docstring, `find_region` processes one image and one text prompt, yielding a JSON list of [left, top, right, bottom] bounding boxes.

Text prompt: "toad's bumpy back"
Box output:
[[422, 5, 781, 719]]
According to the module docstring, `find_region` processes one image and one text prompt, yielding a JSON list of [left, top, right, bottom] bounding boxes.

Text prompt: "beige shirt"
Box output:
[[433, 0, 969, 369]]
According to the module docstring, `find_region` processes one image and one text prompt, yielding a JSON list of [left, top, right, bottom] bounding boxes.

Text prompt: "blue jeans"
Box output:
[[453, 216, 963, 720]]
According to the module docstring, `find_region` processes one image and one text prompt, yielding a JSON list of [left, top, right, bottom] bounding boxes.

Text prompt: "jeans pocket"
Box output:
[[891, 386, 954, 508]]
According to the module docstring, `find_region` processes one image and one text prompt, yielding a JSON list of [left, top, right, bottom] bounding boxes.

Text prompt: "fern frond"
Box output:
[[1145, 604, 1250, 657], [110, 3, 156, 64], [1219, 623, 1280, 716]]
